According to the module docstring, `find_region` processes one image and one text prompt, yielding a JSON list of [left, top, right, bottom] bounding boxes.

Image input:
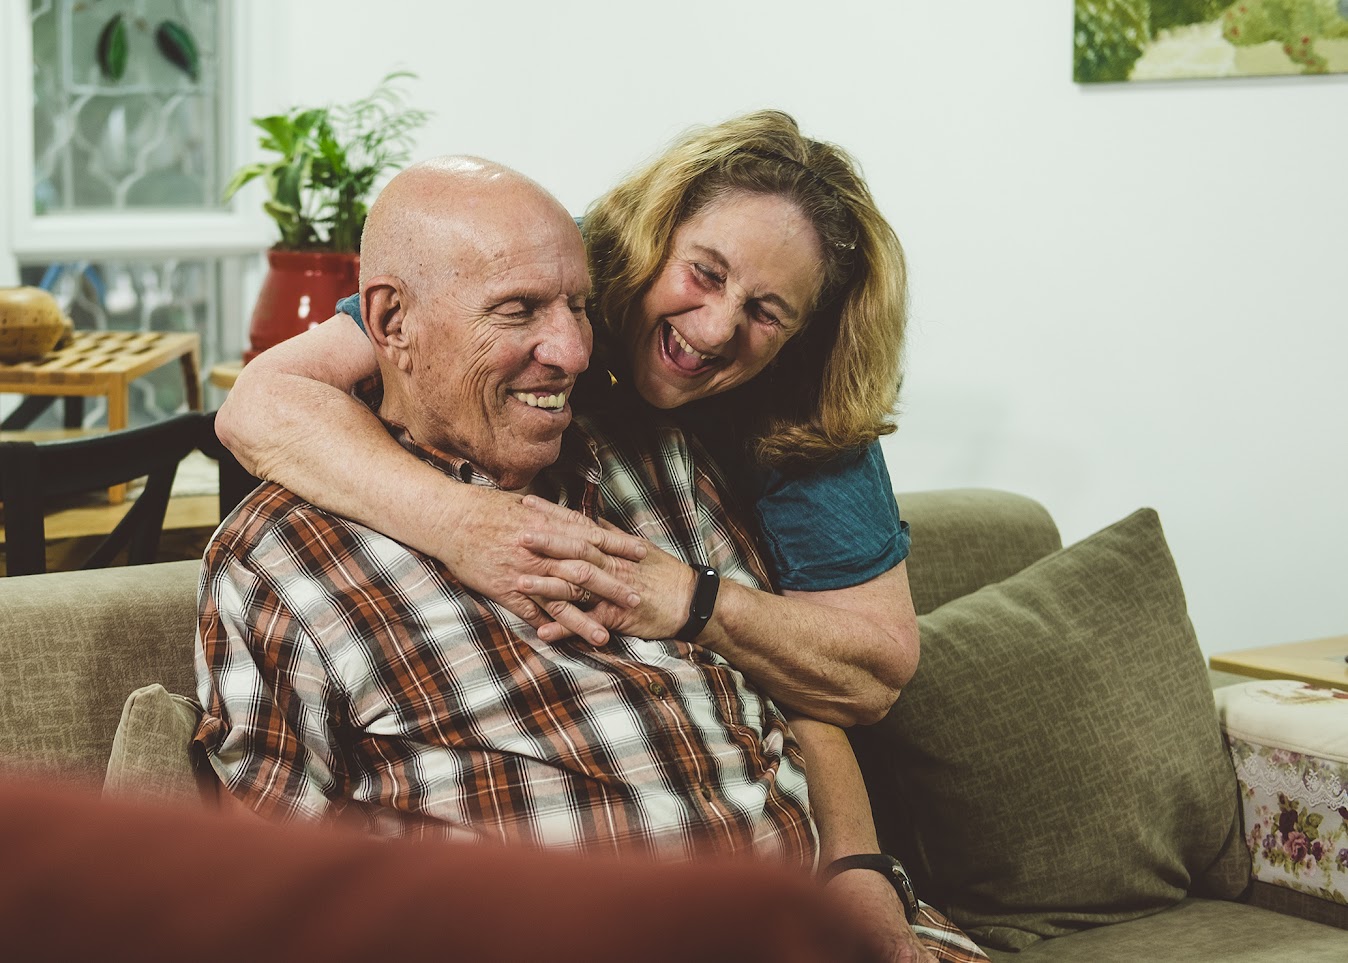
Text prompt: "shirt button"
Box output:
[[648, 681, 667, 697], [700, 785, 713, 801]]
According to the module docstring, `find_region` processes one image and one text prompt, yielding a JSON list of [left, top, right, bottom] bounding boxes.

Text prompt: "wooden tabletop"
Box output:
[[0, 330, 200, 395], [1, 330, 203, 504], [1209, 635, 1348, 691], [0, 493, 220, 546]]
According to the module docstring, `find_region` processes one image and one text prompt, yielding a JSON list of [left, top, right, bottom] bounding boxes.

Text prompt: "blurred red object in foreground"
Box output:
[[0, 778, 858, 963]]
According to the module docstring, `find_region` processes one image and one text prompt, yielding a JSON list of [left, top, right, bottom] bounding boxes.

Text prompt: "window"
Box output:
[[3, 0, 267, 427]]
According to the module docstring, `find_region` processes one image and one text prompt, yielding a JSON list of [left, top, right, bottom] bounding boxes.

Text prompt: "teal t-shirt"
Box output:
[[335, 293, 909, 591]]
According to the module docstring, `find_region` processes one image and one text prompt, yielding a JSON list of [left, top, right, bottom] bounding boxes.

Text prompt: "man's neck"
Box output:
[[377, 391, 542, 495]]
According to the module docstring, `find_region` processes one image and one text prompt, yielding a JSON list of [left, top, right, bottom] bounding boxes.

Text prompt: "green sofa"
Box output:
[[2, 488, 1345, 960]]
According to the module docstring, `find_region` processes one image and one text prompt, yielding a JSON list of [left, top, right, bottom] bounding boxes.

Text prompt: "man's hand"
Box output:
[[826, 869, 937, 963]]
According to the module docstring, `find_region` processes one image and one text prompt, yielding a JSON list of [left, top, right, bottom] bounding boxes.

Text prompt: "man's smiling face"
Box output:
[[404, 187, 592, 491]]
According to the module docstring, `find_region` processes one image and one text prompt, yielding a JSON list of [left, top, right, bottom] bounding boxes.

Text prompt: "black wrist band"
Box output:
[[674, 565, 718, 642], [823, 854, 918, 923]]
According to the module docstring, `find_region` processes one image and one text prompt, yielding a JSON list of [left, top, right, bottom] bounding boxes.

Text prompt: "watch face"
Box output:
[[896, 872, 918, 923], [690, 566, 719, 617], [676, 566, 719, 642]]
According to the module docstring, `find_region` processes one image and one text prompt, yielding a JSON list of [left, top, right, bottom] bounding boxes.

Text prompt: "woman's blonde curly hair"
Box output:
[[584, 109, 907, 469]]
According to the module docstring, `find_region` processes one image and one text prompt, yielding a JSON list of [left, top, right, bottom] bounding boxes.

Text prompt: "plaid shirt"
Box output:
[[194, 408, 815, 866]]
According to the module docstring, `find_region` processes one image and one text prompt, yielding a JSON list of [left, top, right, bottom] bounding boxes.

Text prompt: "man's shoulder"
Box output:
[[205, 482, 398, 581]]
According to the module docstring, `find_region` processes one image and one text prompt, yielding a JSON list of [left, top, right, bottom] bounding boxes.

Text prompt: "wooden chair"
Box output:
[[0, 412, 206, 576]]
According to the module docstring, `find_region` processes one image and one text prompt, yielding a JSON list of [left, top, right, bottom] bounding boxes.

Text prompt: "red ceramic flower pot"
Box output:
[[245, 250, 359, 363]]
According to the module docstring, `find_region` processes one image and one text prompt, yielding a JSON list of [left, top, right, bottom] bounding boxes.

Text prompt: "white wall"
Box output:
[[254, 0, 1347, 656]]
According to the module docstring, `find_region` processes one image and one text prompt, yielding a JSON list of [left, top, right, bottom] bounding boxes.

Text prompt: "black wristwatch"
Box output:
[[823, 854, 919, 923], [673, 565, 719, 642]]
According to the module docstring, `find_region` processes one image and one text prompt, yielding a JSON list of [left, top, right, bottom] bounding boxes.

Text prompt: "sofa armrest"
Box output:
[[1214, 680, 1348, 929]]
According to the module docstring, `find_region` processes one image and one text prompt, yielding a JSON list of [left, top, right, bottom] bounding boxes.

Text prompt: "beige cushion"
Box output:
[[853, 508, 1249, 951], [103, 684, 204, 807], [897, 489, 1062, 616], [981, 898, 1348, 962]]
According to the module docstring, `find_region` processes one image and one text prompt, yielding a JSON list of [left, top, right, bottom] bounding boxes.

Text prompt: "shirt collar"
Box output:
[[353, 376, 603, 517]]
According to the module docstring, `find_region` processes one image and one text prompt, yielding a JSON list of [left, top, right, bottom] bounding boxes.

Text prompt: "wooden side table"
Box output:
[[208, 359, 242, 391], [0, 331, 202, 502], [1209, 634, 1348, 691]]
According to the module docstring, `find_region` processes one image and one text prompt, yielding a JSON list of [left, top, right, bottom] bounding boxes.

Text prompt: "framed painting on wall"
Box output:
[[1075, 1, 1348, 82]]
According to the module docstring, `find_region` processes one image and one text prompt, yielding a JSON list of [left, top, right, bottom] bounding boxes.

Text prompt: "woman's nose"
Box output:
[[691, 296, 744, 349]]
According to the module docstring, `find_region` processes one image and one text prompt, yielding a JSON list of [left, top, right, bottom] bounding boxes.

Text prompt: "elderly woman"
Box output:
[[218, 111, 981, 963]]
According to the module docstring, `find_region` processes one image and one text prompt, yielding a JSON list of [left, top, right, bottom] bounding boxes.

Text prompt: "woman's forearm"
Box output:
[[790, 716, 880, 862], [699, 563, 919, 727], [216, 315, 465, 560], [526, 527, 920, 724]]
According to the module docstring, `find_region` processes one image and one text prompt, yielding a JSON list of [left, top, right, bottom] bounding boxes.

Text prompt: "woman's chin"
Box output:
[[642, 384, 692, 410]]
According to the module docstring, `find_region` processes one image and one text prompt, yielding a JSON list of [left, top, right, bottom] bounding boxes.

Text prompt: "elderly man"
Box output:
[[195, 158, 982, 963]]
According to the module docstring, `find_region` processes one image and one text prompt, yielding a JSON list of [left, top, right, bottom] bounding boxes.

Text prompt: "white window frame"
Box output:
[[4, 0, 273, 261], [2, 0, 278, 416]]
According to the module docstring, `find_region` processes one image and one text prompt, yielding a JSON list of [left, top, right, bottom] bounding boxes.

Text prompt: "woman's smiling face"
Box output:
[[627, 191, 825, 409]]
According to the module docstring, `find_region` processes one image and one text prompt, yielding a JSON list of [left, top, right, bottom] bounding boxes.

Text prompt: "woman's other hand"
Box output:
[[826, 870, 938, 963]]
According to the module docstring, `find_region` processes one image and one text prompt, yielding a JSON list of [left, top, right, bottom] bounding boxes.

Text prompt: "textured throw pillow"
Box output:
[[103, 683, 206, 807], [859, 509, 1249, 952]]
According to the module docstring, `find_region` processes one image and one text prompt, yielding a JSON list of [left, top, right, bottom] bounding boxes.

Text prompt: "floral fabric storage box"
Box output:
[[1216, 680, 1348, 906]]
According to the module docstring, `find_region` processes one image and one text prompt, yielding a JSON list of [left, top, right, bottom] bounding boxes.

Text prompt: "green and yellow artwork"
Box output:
[[1075, 0, 1348, 81]]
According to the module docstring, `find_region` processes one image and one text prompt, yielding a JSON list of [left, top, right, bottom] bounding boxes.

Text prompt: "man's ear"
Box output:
[[363, 276, 414, 373]]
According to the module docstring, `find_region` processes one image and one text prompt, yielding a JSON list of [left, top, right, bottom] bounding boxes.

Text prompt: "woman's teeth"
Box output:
[[510, 390, 567, 410], [669, 325, 714, 362]]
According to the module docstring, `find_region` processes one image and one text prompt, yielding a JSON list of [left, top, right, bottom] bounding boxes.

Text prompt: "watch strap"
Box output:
[[674, 565, 719, 642], [823, 854, 918, 923]]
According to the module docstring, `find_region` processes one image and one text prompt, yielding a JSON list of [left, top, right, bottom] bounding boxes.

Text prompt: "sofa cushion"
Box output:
[[103, 684, 204, 806], [897, 489, 1062, 616], [981, 897, 1348, 962], [853, 508, 1249, 951]]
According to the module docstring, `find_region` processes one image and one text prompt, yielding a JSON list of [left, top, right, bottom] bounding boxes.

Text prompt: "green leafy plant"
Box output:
[[223, 72, 431, 252]]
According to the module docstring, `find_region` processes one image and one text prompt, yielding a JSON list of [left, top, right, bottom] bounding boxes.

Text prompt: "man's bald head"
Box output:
[[360, 156, 571, 304], [359, 156, 592, 492]]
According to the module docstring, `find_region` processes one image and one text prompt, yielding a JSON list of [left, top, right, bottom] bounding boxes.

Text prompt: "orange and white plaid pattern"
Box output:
[[195, 411, 815, 866]]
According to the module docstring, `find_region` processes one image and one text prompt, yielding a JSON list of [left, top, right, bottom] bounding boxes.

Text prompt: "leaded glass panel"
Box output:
[[30, 0, 225, 214]]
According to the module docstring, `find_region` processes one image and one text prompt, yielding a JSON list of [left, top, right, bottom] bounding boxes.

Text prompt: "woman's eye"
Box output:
[[751, 302, 780, 326], [693, 263, 725, 286]]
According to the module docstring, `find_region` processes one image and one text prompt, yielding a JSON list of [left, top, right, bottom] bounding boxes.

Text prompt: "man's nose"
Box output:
[[534, 304, 591, 374]]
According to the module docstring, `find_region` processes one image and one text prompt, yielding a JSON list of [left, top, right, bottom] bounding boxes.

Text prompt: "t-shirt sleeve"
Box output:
[[336, 293, 364, 332], [754, 442, 910, 592]]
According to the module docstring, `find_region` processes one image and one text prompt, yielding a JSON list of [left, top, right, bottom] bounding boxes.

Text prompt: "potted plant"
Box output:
[[225, 72, 429, 361]]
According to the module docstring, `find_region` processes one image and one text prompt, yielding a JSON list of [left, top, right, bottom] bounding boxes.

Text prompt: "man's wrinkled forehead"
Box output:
[[448, 210, 589, 297]]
